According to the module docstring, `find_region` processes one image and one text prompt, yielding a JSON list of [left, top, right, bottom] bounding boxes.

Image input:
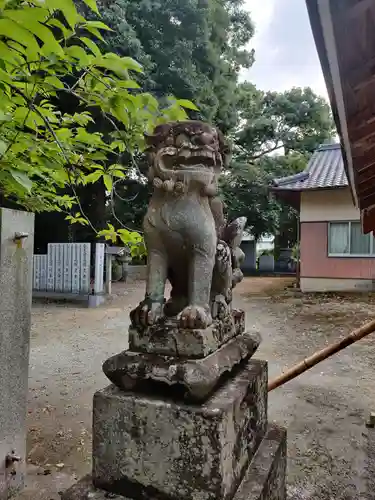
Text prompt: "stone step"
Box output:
[[235, 425, 287, 500]]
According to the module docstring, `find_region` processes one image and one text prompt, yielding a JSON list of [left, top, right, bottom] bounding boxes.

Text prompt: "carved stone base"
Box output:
[[96, 360, 267, 500], [61, 425, 286, 500], [103, 330, 261, 401], [129, 309, 245, 358]]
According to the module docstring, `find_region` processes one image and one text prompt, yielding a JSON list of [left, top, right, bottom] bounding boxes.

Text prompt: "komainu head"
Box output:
[[145, 121, 230, 195]]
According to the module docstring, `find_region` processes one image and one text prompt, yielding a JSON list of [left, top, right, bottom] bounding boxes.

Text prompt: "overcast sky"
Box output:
[[242, 0, 327, 97]]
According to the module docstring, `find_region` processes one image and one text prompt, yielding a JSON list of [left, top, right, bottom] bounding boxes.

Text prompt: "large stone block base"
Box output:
[[61, 358, 286, 500], [93, 360, 267, 500], [61, 425, 286, 500]]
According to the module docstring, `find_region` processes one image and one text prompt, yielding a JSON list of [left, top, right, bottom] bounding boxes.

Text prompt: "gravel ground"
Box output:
[[15, 278, 375, 500]]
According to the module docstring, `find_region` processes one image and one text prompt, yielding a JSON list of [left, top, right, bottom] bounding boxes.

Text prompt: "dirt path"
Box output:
[[238, 278, 375, 499], [17, 278, 375, 499]]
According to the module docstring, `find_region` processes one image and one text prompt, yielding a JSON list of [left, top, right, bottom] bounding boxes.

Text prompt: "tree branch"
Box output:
[[247, 143, 284, 162]]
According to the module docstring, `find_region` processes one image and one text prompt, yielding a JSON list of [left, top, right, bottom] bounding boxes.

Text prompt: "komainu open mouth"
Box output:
[[176, 148, 216, 169]]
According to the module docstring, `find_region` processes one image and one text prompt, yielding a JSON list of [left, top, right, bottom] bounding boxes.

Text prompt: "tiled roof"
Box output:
[[271, 143, 348, 191]]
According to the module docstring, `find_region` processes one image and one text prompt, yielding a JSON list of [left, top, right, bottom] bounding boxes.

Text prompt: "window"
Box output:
[[328, 221, 374, 256]]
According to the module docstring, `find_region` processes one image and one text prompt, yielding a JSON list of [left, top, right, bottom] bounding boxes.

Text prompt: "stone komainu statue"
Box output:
[[130, 120, 246, 330]]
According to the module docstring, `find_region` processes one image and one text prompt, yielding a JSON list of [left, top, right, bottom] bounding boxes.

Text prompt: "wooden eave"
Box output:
[[306, 0, 375, 232]]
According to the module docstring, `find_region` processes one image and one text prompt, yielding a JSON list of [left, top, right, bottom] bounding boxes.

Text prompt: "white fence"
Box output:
[[33, 242, 96, 294]]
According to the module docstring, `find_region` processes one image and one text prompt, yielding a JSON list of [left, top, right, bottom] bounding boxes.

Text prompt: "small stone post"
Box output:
[[88, 243, 106, 308], [105, 252, 112, 295], [0, 208, 34, 499]]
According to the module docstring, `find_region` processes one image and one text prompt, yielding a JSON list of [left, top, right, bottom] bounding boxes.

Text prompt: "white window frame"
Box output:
[[328, 221, 375, 257]]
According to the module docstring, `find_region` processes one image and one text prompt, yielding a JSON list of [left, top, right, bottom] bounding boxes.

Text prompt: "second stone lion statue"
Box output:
[[130, 120, 246, 330]]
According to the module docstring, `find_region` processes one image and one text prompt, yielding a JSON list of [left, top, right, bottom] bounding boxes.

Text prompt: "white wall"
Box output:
[[300, 188, 360, 222]]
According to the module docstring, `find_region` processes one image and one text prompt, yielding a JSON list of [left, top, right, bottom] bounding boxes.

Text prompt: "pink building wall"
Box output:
[[300, 222, 375, 279]]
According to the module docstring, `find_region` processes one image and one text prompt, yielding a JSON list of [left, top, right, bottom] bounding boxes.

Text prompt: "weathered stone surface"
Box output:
[[235, 425, 287, 500], [130, 121, 247, 332], [129, 309, 245, 358], [92, 360, 267, 500], [61, 426, 286, 500], [0, 209, 34, 500], [103, 330, 261, 401]]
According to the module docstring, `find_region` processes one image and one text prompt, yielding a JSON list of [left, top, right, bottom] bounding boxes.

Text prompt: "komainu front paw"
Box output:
[[130, 299, 163, 327], [179, 305, 212, 329], [164, 296, 188, 317]]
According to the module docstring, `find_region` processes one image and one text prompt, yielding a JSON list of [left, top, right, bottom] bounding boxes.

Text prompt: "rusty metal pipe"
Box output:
[[268, 318, 375, 392]]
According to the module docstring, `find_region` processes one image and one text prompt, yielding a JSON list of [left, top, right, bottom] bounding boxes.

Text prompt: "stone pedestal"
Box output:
[[62, 356, 287, 500], [93, 360, 267, 500]]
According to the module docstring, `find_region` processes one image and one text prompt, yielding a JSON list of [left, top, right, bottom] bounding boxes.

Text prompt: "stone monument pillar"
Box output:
[[0, 208, 35, 499], [62, 121, 287, 500]]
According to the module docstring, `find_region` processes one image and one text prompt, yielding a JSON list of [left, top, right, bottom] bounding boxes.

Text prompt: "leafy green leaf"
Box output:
[[103, 174, 113, 191], [82, 25, 105, 42], [4, 8, 50, 24], [10, 170, 33, 192], [45, 75, 64, 89], [80, 37, 101, 57], [71, 112, 94, 126], [111, 170, 125, 178], [81, 0, 99, 14], [47, 0, 78, 29], [116, 79, 140, 89], [93, 55, 130, 77], [27, 21, 65, 56], [98, 224, 117, 243], [177, 99, 199, 111], [0, 67, 12, 84], [48, 18, 71, 38], [118, 229, 143, 244], [65, 45, 91, 65], [84, 170, 103, 183], [0, 19, 40, 58], [121, 56, 142, 73], [0, 40, 22, 64], [83, 20, 112, 31], [55, 128, 73, 141], [65, 213, 89, 225]]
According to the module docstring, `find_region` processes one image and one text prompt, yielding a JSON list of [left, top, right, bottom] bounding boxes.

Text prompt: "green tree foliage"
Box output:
[[34, 0, 254, 248], [73, 0, 255, 238], [235, 85, 334, 158], [110, 84, 335, 242], [81, 0, 254, 132], [221, 85, 335, 241], [0, 0, 191, 252]]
